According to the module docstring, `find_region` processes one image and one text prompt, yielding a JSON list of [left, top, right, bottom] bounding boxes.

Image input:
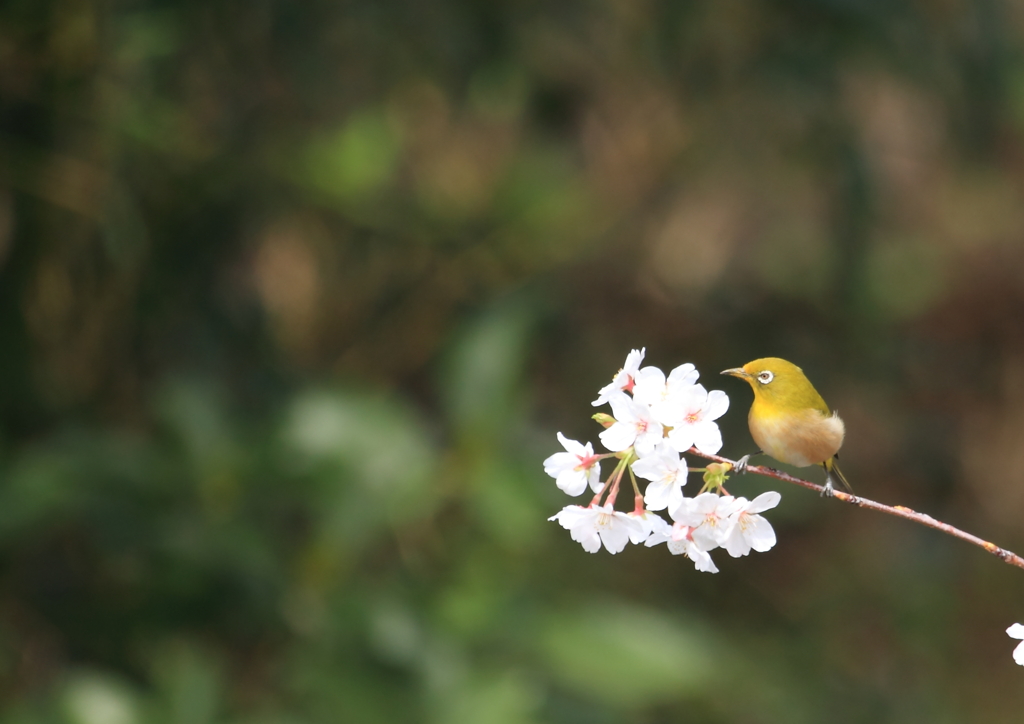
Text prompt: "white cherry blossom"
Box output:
[[665, 384, 729, 455], [626, 508, 672, 545], [631, 363, 700, 424], [671, 492, 741, 552], [631, 441, 688, 512], [592, 348, 646, 406], [723, 491, 782, 557], [543, 433, 604, 496], [645, 522, 719, 573], [599, 395, 663, 457], [549, 504, 645, 554]]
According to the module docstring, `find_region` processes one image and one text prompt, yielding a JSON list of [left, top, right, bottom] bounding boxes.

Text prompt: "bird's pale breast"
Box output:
[[748, 406, 845, 468]]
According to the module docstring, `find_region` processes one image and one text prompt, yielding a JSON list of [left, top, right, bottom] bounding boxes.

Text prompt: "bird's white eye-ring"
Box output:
[[757, 370, 774, 384]]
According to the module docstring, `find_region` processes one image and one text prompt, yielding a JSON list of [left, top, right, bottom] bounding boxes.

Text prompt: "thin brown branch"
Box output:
[[688, 449, 1024, 571]]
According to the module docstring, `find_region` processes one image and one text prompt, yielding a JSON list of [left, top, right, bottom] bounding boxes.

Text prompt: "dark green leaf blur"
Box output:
[[2, 1, 1024, 722]]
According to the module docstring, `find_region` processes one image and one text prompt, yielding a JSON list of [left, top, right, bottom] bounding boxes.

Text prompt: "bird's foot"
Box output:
[[732, 454, 752, 475], [820, 480, 835, 498]]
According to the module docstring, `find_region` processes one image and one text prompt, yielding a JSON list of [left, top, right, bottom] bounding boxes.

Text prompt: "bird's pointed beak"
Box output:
[[720, 367, 751, 380]]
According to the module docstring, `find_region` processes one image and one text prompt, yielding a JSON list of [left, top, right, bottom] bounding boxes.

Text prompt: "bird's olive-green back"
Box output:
[[741, 357, 831, 415]]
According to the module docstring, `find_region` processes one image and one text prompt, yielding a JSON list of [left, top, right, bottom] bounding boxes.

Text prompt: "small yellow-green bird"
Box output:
[[721, 357, 851, 496]]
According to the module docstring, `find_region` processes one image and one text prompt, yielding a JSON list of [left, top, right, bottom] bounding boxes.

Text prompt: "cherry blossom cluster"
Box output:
[[544, 348, 782, 573]]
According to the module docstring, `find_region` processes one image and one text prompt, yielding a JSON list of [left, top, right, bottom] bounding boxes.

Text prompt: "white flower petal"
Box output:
[[703, 390, 730, 421], [724, 525, 751, 558], [747, 516, 777, 552], [690, 421, 723, 455], [600, 422, 636, 452], [599, 524, 632, 554], [631, 367, 667, 407], [592, 383, 616, 407], [568, 523, 593, 543], [667, 363, 699, 386], [648, 401, 683, 426], [1008, 623, 1024, 640], [631, 456, 667, 482], [642, 468, 686, 513], [695, 492, 723, 514], [666, 536, 719, 573], [666, 538, 688, 555], [577, 530, 602, 553], [645, 532, 668, 547], [690, 527, 721, 552], [556, 431, 587, 456], [549, 505, 589, 527], [643, 480, 673, 511], [648, 514, 672, 536], [680, 383, 708, 409], [687, 544, 719, 573], [666, 484, 684, 513], [542, 451, 575, 478], [668, 497, 696, 526], [556, 468, 587, 496], [747, 490, 782, 514], [666, 426, 696, 454], [1015, 641, 1024, 667], [622, 348, 646, 375], [633, 426, 664, 458], [607, 394, 636, 422], [626, 513, 653, 544]]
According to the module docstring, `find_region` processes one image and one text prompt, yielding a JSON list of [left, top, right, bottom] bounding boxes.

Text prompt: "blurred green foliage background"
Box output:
[[2, 1, 1024, 722]]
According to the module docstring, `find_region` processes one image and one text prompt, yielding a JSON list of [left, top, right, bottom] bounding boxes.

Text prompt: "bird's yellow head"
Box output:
[[720, 357, 828, 412]]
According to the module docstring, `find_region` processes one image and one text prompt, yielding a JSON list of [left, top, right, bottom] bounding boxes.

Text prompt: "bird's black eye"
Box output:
[[757, 370, 773, 384]]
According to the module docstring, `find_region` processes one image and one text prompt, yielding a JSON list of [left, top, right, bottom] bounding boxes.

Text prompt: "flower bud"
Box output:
[[592, 412, 615, 428], [703, 463, 729, 491]]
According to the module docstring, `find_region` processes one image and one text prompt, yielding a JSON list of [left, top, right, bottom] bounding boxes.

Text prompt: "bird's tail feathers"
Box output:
[[825, 457, 852, 493]]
